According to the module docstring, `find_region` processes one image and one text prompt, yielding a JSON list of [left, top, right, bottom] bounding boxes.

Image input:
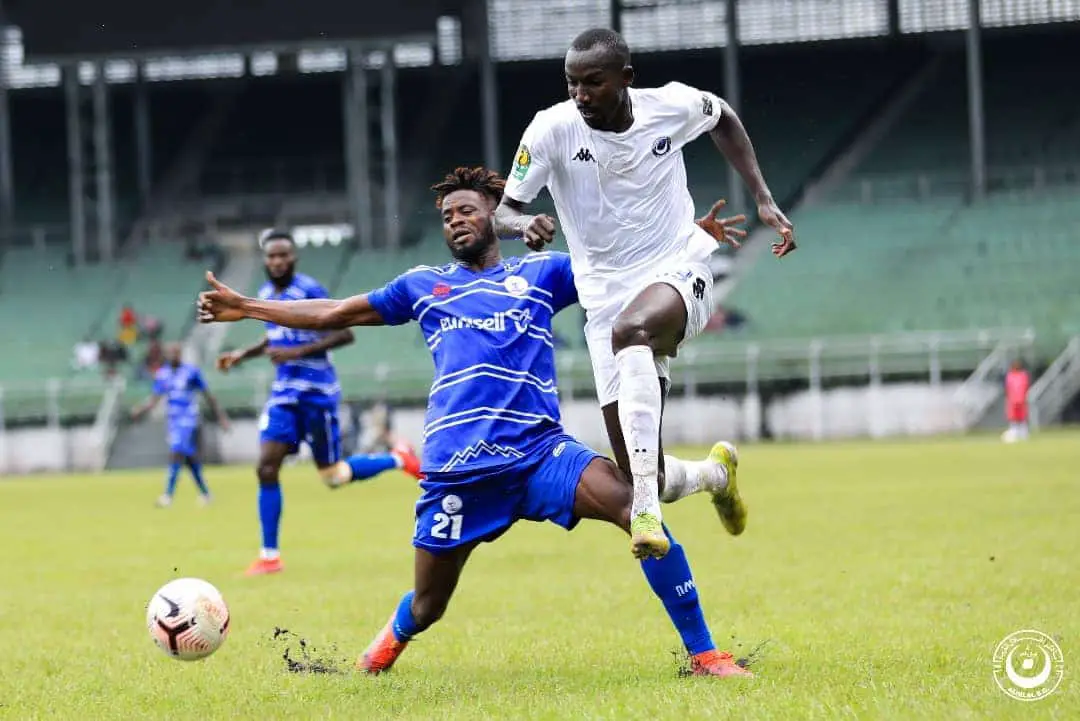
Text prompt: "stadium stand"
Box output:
[[841, 34, 1080, 199], [4, 28, 1080, 428]]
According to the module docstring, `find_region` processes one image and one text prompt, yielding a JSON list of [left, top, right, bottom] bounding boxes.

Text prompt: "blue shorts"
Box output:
[[167, 423, 198, 457], [413, 434, 602, 555], [259, 402, 341, 466]]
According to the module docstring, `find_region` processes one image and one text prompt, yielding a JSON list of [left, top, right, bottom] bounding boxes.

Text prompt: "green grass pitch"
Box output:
[[0, 432, 1076, 720]]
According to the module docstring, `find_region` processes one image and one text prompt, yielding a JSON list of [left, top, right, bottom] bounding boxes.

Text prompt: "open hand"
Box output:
[[198, 271, 247, 323], [757, 198, 796, 257], [523, 214, 557, 251], [696, 199, 748, 249]]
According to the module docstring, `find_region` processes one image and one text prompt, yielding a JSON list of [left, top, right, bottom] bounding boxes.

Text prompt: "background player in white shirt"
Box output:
[[496, 28, 796, 560]]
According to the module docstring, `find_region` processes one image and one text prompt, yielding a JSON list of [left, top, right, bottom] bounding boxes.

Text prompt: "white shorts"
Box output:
[[583, 259, 714, 406]]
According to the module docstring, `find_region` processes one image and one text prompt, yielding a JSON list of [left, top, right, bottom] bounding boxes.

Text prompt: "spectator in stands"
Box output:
[[71, 336, 100, 372], [140, 314, 164, 341], [99, 339, 129, 378], [1002, 360, 1031, 443], [118, 303, 138, 346]]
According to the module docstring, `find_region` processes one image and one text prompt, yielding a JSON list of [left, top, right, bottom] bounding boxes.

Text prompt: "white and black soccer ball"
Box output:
[[146, 578, 230, 661]]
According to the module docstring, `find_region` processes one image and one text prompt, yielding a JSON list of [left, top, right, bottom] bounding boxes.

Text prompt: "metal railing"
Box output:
[[205, 328, 1036, 412], [1030, 337, 1080, 429], [833, 164, 1080, 203], [92, 376, 128, 471], [953, 342, 1017, 428], [0, 328, 1038, 427]]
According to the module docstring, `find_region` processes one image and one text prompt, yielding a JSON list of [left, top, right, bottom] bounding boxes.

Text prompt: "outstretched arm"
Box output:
[[200, 389, 230, 431], [293, 328, 355, 355], [216, 335, 268, 373], [709, 101, 796, 257], [267, 328, 355, 365], [198, 271, 384, 330], [130, 393, 161, 421]]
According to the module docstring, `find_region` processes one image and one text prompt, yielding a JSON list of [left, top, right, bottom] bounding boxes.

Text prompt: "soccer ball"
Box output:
[[146, 578, 230, 661]]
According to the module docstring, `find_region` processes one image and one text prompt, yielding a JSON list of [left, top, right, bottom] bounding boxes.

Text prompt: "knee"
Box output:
[[611, 313, 651, 354], [256, 462, 279, 488], [410, 590, 449, 630]]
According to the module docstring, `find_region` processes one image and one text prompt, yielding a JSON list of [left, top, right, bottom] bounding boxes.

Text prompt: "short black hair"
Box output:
[[569, 27, 631, 68], [431, 166, 506, 208], [258, 228, 295, 249]]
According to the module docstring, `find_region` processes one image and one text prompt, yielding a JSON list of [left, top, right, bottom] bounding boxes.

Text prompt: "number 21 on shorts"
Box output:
[[430, 513, 463, 540], [430, 493, 465, 540]]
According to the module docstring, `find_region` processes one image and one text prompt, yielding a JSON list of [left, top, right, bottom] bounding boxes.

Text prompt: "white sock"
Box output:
[[260, 548, 280, 561], [615, 345, 663, 520], [661, 456, 727, 503]]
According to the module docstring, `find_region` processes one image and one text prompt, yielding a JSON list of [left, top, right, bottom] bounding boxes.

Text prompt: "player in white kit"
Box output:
[[496, 28, 796, 560]]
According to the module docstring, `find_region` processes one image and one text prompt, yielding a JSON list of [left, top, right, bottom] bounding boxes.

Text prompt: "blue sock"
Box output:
[[258, 484, 283, 552], [639, 525, 715, 656], [187, 459, 210, 495], [345, 453, 397, 482], [164, 462, 181, 496], [391, 591, 424, 642]]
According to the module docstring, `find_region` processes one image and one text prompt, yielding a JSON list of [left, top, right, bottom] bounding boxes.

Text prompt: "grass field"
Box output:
[[0, 432, 1077, 720]]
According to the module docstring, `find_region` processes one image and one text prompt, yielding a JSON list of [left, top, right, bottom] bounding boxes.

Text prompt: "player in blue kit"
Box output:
[[131, 342, 230, 507], [197, 168, 751, 677], [215, 230, 422, 576]]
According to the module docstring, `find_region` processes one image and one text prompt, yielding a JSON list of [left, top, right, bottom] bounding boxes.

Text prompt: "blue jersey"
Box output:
[[367, 251, 578, 474], [258, 273, 341, 408], [152, 363, 206, 428]]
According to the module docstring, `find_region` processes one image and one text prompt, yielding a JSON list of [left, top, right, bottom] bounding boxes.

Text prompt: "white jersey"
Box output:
[[503, 82, 724, 316]]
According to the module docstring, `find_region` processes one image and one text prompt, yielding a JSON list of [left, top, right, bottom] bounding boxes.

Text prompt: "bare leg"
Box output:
[[359, 543, 478, 673]]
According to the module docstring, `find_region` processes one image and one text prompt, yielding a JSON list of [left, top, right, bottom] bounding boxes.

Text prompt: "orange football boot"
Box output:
[[244, 557, 284, 576], [690, 650, 754, 678], [357, 621, 409, 675], [391, 442, 423, 481]]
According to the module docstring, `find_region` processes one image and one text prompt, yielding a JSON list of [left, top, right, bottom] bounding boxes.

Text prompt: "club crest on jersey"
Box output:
[[433, 282, 451, 297], [441, 494, 463, 514], [512, 144, 531, 180], [504, 275, 528, 296], [652, 136, 672, 157]]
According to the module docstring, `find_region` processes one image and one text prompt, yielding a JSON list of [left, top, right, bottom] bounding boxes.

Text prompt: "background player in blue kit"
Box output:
[[215, 230, 422, 576], [131, 342, 230, 508], [198, 168, 751, 677]]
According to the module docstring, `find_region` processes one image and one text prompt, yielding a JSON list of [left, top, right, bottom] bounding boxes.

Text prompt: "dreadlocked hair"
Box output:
[[431, 166, 506, 208]]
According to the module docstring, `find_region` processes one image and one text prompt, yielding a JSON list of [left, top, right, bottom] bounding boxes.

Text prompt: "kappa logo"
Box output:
[[441, 494, 463, 514], [692, 277, 707, 300], [433, 283, 451, 297], [504, 275, 528, 296], [572, 147, 595, 163], [652, 136, 672, 157], [702, 94, 714, 117]]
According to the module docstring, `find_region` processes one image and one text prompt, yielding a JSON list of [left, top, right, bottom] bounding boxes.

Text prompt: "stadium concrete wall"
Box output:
[[0, 382, 988, 475]]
